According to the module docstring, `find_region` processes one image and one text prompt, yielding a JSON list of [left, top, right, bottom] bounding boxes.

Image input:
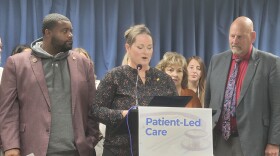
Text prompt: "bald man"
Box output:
[[205, 16, 280, 156]]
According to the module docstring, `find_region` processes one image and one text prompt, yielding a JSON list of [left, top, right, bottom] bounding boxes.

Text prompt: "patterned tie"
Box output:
[[222, 58, 241, 140]]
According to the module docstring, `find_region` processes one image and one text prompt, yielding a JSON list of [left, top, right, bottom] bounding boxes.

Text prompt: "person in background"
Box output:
[[73, 47, 90, 59], [186, 56, 206, 107], [91, 24, 178, 156], [0, 13, 100, 156], [0, 37, 2, 52], [0, 37, 3, 156], [121, 52, 129, 65], [205, 16, 280, 156], [0, 37, 3, 83], [156, 52, 201, 108], [11, 44, 32, 56]]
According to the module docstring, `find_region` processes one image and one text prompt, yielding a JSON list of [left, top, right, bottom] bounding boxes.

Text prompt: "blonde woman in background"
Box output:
[[186, 56, 206, 107], [121, 52, 129, 65], [73, 47, 90, 59], [156, 52, 201, 108]]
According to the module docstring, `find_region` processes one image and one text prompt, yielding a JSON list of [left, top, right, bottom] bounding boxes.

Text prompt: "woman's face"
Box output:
[[187, 59, 201, 83], [164, 64, 183, 88], [126, 34, 153, 69]]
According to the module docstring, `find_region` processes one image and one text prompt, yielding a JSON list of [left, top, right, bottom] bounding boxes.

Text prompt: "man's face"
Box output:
[[49, 20, 73, 52], [229, 23, 254, 56]]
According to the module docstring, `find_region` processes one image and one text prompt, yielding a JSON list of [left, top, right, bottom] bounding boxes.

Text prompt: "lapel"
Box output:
[[237, 47, 260, 105], [30, 55, 51, 109], [67, 52, 78, 115], [219, 52, 232, 104]]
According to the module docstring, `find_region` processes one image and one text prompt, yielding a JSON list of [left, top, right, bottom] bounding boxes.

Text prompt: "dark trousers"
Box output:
[[102, 148, 115, 156], [213, 132, 244, 156]]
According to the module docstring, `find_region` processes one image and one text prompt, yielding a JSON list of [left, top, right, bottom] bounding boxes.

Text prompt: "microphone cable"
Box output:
[[135, 64, 142, 106], [135, 74, 140, 106], [128, 64, 142, 155]]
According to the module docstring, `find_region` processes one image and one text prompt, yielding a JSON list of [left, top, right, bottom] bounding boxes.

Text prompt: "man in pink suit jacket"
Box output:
[[0, 13, 100, 156]]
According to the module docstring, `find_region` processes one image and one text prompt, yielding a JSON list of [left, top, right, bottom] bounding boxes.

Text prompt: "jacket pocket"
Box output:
[[262, 118, 269, 127]]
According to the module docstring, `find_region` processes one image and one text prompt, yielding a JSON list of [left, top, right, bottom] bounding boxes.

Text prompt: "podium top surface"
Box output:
[[148, 96, 192, 107]]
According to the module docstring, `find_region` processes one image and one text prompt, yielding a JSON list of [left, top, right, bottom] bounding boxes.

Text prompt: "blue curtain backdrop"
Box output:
[[0, 0, 279, 79]]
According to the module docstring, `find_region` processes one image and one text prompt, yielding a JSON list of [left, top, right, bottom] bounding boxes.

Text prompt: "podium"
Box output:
[[138, 107, 213, 156], [115, 107, 213, 156], [113, 96, 192, 135]]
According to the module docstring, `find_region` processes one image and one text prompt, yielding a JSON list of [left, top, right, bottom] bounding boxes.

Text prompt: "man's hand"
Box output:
[[265, 144, 279, 156], [4, 149, 20, 156]]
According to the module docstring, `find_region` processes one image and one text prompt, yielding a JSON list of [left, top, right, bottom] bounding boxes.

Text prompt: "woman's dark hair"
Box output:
[[11, 44, 31, 56]]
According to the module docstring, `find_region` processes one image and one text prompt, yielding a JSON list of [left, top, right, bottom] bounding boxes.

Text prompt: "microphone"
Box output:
[[136, 64, 142, 71], [135, 64, 142, 106]]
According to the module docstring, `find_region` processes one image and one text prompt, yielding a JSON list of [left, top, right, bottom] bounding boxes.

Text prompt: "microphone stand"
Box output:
[[135, 64, 142, 107], [135, 74, 139, 106]]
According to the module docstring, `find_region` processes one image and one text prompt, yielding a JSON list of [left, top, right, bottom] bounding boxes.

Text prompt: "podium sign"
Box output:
[[138, 107, 213, 156]]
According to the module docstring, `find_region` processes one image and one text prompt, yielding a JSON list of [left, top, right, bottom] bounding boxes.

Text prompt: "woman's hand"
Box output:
[[122, 110, 128, 117]]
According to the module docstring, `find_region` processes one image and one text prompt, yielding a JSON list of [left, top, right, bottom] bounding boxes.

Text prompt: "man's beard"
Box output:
[[231, 46, 243, 56], [51, 37, 72, 52], [60, 42, 72, 52]]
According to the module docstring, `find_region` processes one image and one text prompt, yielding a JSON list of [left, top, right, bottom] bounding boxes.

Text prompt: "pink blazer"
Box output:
[[0, 51, 99, 156]]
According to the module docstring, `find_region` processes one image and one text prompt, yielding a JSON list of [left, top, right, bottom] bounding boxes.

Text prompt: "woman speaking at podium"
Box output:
[[91, 24, 178, 156]]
